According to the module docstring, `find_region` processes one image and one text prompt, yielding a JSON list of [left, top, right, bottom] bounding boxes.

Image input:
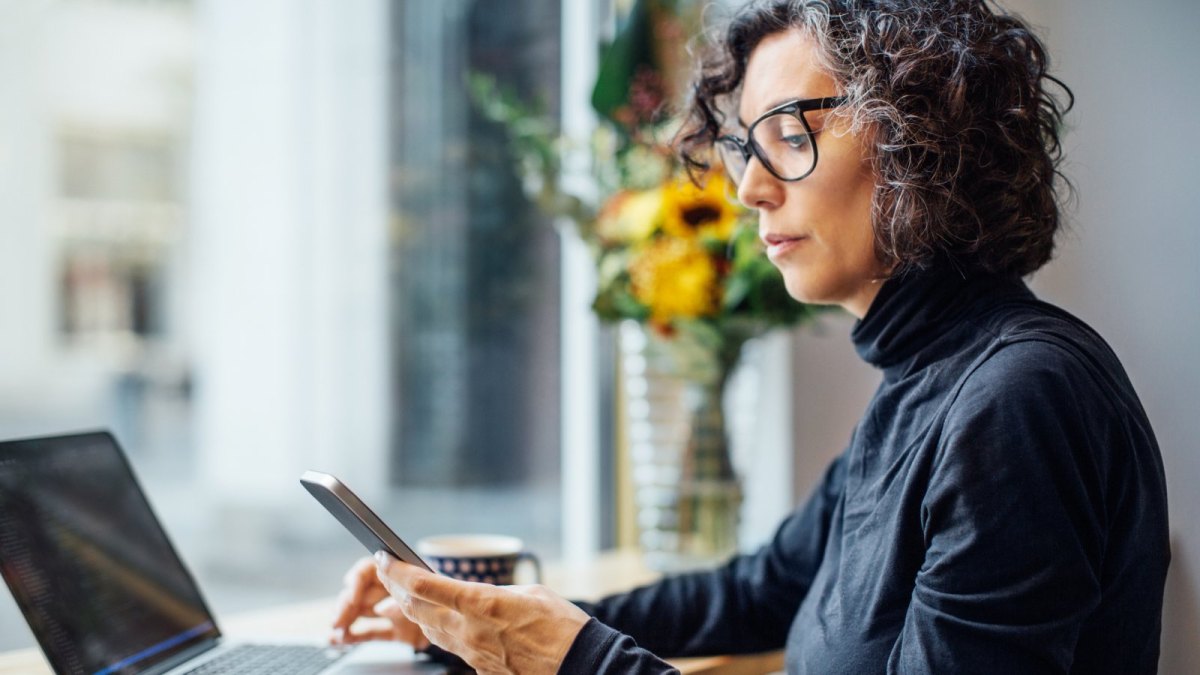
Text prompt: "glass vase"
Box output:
[[620, 321, 750, 572]]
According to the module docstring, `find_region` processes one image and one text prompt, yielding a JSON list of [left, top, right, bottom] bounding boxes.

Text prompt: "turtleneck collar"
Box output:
[[850, 266, 1030, 370]]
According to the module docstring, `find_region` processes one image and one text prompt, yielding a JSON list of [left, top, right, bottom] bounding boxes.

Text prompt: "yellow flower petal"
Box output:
[[628, 238, 720, 325]]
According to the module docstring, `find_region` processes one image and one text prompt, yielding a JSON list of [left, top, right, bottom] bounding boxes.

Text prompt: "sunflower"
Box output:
[[660, 172, 739, 242], [628, 237, 719, 325]]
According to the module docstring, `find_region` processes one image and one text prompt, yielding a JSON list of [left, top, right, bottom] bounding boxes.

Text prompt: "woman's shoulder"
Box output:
[[931, 294, 1164, 528], [965, 292, 1130, 394], [945, 295, 1151, 449]]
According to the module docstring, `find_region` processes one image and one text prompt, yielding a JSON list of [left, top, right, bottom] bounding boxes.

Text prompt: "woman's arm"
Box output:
[[569, 453, 848, 660], [889, 340, 1152, 673], [373, 454, 848, 675], [558, 619, 682, 674]]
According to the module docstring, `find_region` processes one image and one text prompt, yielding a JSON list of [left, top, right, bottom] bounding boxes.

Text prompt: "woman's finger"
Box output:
[[419, 623, 469, 665], [338, 625, 400, 644], [343, 556, 377, 587], [372, 598, 431, 649], [376, 553, 476, 612], [340, 557, 378, 606], [331, 594, 357, 632], [372, 596, 404, 620], [332, 585, 388, 630], [332, 556, 385, 631], [400, 595, 467, 635], [397, 595, 473, 659]]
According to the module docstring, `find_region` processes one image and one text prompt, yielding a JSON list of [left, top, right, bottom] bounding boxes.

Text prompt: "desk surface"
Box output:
[[0, 549, 783, 675]]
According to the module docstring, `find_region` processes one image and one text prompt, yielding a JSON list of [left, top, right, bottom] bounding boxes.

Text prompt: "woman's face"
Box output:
[[736, 29, 886, 318]]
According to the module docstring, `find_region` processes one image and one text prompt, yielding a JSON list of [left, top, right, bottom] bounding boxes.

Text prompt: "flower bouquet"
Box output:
[[472, 0, 826, 568]]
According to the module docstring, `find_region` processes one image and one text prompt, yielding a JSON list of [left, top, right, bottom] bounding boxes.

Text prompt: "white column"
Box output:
[[190, 0, 389, 507], [0, 1, 55, 401], [560, 0, 602, 563]]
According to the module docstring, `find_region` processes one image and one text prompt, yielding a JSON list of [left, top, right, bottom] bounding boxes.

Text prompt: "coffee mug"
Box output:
[[416, 534, 541, 585]]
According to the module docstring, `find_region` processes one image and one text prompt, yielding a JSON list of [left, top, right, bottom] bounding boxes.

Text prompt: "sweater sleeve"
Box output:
[[557, 454, 847, 673], [557, 618, 681, 674], [889, 340, 1109, 673]]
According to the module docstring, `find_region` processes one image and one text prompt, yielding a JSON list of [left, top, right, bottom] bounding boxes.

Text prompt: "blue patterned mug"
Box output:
[[416, 534, 541, 585]]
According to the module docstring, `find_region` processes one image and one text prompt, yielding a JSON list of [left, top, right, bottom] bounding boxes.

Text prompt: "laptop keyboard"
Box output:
[[180, 644, 346, 674]]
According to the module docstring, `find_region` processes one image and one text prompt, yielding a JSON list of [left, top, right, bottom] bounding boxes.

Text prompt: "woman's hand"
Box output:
[[330, 556, 430, 649], [375, 552, 591, 675]]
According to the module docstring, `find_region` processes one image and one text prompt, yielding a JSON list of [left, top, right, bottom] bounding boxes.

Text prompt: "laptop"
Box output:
[[0, 431, 446, 674]]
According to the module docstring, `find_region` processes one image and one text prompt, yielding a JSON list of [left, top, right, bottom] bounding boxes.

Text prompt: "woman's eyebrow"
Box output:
[[737, 96, 812, 129], [762, 97, 798, 111]]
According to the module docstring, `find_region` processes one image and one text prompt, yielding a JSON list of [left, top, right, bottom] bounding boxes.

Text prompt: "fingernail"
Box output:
[[374, 550, 387, 566]]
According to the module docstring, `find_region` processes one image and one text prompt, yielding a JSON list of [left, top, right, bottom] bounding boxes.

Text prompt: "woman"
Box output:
[[331, 1, 1170, 672]]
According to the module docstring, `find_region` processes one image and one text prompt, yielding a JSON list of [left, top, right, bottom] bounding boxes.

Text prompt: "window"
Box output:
[[386, 0, 564, 551], [0, 0, 582, 651]]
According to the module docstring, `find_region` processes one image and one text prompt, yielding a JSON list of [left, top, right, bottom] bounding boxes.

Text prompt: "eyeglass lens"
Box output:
[[718, 110, 817, 185], [753, 113, 815, 179], [717, 139, 748, 185]]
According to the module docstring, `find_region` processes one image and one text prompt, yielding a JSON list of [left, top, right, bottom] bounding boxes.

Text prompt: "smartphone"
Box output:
[[300, 470, 433, 572]]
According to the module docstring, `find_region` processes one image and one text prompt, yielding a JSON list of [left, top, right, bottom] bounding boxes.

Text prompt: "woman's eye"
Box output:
[[781, 133, 810, 149]]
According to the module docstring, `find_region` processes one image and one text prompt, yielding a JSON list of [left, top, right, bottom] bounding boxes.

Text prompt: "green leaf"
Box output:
[[722, 273, 752, 311], [611, 289, 651, 321], [591, 0, 656, 122]]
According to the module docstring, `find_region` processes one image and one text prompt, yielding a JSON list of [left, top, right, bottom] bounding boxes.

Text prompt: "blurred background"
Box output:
[[0, 0, 1196, 672]]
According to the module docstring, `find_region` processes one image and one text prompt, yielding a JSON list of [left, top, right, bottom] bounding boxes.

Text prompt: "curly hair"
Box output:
[[678, 0, 1073, 278]]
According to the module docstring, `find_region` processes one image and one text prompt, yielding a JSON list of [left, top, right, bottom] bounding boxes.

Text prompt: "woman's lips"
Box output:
[[762, 233, 809, 261]]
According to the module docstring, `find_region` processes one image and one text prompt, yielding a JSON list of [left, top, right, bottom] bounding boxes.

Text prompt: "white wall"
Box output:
[[1028, 2, 1200, 671], [789, 316, 877, 497], [789, 2, 1200, 671], [190, 0, 390, 510]]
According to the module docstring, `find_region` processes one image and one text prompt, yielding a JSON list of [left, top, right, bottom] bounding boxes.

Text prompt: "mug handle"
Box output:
[[517, 551, 542, 584]]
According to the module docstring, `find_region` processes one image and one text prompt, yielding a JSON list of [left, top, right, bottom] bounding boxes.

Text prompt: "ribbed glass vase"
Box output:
[[620, 321, 751, 572]]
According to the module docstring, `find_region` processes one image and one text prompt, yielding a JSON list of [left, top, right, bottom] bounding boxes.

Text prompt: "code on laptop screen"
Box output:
[[0, 432, 219, 674]]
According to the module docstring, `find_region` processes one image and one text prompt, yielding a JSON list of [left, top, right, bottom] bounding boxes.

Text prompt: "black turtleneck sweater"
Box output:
[[559, 269, 1170, 674]]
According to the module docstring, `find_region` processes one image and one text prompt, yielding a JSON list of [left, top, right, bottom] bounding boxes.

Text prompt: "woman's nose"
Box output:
[[735, 156, 782, 210]]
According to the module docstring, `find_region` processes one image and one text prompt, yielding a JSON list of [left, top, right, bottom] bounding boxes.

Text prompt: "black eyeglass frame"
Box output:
[[717, 95, 847, 183]]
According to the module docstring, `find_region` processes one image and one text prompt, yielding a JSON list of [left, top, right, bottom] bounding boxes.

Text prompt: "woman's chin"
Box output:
[[782, 275, 824, 305]]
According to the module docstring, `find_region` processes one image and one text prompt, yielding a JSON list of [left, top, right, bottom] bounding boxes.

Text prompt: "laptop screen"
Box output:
[[0, 432, 220, 674]]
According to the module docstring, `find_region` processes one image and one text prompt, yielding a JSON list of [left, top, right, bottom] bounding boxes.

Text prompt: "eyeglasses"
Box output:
[[716, 96, 846, 185]]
